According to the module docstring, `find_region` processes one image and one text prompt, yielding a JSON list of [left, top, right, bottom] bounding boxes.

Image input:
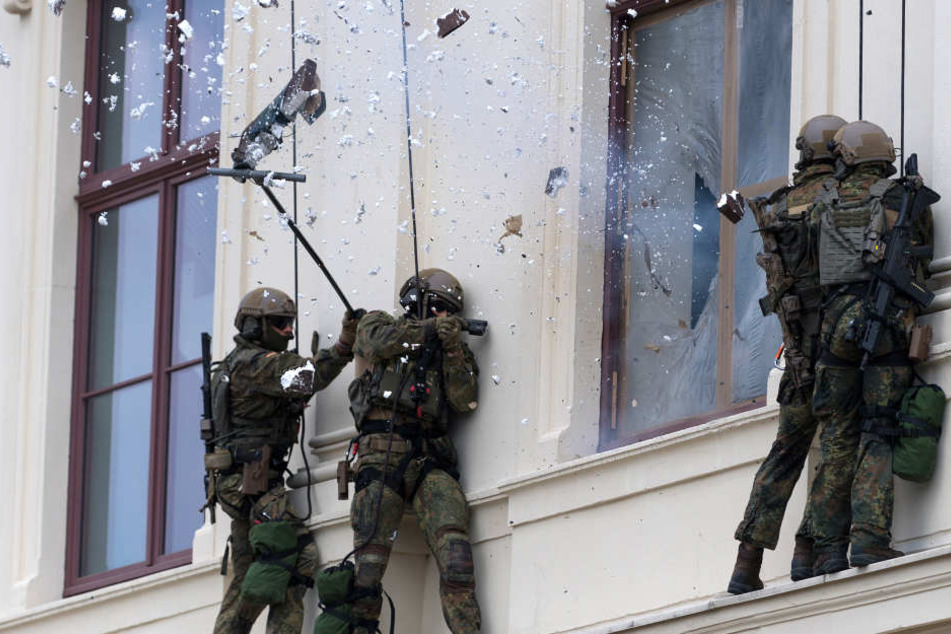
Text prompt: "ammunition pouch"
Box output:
[[314, 563, 396, 634], [240, 521, 312, 605], [204, 446, 234, 471]]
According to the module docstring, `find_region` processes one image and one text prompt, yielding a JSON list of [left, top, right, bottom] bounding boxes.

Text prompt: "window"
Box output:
[[66, 0, 222, 594], [600, 0, 793, 448]]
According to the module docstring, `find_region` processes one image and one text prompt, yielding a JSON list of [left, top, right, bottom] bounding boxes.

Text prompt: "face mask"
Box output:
[[260, 317, 294, 352]]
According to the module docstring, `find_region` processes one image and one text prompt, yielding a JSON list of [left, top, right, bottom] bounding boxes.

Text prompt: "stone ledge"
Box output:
[[560, 545, 951, 634]]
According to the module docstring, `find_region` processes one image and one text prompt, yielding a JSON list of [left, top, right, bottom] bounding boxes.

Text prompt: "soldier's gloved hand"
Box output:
[[338, 308, 367, 349], [435, 315, 465, 351]]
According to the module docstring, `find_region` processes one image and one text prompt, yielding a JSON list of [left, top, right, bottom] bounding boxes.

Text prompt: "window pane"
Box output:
[[616, 2, 724, 436], [172, 177, 218, 365], [737, 0, 793, 187], [732, 0, 793, 401], [164, 365, 205, 554], [81, 382, 152, 576], [180, 0, 224, 139], [96, 1, 168, 171], [89, 195, 159, 390]]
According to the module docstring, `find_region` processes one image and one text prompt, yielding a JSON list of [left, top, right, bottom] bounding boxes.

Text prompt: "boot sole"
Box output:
[[850, 553, 900, 567], [790, 566, 817, 581], [815, 559, 849, 575], [727, 581, 764, 595]]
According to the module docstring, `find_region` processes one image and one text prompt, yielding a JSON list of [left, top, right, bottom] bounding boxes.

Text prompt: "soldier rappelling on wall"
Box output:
[[722, 117, 945, 591], [722, 115, 847, 594]]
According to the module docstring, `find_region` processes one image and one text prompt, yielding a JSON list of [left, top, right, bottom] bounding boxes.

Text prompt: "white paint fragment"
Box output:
[[232, 1, 250, 21], [280, 361, 315, 391], [101, 180, 113, 188], [221, 230, 233, 244], [69, 118, 82, 134], [47, 0, 66, 15], [111, 6, 127, 21], [46, 76, 58, 88], [97, 212, 109, 226], [178, 19, 194, 40]]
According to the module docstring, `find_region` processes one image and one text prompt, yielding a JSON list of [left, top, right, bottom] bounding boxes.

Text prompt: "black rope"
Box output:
[[291, 0, 301, 343], [398, 0, 424, 319], [900, 0, 907, 177], [858, 0, 864, 120]]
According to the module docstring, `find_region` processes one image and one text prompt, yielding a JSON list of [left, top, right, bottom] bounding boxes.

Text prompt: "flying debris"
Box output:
[[436, 8, 470, 38], [545, 167, 569, 198], [47, 0, 66, 15], [495, 214, 523, 253], [256, 0, 278, 8], [178, 19, 194, 41], [231, 59, 326, 170], [111, 6, 127, 21], [0, 45, 10, 69], [716, 190, 745, 224]]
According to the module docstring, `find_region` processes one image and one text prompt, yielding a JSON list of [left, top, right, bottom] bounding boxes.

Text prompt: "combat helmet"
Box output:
[[831, 120, 896, 167], [399, 268, 464, 316], [795, 114, 847, 167], [234, 287, 297, 350]]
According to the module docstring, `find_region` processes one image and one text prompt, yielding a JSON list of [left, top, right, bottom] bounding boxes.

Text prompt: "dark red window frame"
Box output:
[[598, 0, 769, 451], [65, 0, 220, 596]]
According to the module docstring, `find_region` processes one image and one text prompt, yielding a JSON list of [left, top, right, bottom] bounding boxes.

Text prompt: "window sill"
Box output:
[[0, 560, 219, 629], [562, 544, 951, 633]]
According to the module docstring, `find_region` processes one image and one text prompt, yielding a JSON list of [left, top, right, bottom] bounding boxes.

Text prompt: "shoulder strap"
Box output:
[[868, 178, 893, 199]]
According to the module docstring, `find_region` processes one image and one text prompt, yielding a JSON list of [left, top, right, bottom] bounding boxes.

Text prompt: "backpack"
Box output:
[[210, 352, 235, 441], [892, 384, 946, 482]]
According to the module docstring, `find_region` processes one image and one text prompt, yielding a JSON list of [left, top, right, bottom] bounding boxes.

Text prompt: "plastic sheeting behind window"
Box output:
[[618, 2, 724, 435], [732, 0, 793, 402]]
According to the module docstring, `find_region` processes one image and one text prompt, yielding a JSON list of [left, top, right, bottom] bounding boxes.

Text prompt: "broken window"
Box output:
[[66, 0, 222, 594], [601, 0, 793, 447]]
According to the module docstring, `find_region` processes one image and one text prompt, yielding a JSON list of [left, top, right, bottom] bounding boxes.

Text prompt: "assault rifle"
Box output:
[[199, 332, 216, 523], [859, 154, 941, 369]]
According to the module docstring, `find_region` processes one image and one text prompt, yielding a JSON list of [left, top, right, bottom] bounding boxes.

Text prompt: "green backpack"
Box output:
[[241, 521, 302, 605], [313, 562, 355, 634], [893, 384, 946, 483]]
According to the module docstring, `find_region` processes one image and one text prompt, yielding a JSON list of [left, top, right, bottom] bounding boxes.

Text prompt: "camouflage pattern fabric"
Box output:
[[807, 293, 912, 552], [354, 311, 479, 418], [213, 474, 319, 634], [734, 163, 833, 550], [212, 335, 352, 634], [349, 311, 481, 634]]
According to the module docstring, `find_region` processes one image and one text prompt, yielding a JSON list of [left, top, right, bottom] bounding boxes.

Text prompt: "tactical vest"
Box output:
[[816, 178, 892, 286], [750, 191, 823, 389], [349, 343, 447, 434], [215, 349, 304, 456]]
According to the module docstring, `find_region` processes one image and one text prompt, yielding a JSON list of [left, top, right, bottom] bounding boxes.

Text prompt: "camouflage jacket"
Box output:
[[788, 162, 836, 207], [353, 311, 479, 420], [225, 335, 352, 453]]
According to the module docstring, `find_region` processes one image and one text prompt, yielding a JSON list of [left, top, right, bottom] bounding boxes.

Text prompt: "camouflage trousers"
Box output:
[[807, 294, 912, 552], [213, 471, 318, 634], [350, 436, 481, 634], [734, 370, 818, 550]]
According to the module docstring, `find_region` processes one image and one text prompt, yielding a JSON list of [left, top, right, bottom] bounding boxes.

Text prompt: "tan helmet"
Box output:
[[795, 114, 847, 165], [234, 287, 297, 332], [399, 268, 464, 316], [831, 120, 896, 166]]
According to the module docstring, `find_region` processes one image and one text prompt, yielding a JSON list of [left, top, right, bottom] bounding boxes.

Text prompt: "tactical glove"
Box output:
[[436, 315, 465, 351], [337, 308, 366, 349]]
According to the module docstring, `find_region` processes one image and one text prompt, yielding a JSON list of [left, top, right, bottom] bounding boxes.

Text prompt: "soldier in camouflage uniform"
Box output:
[[347, 268, 481, 634], [728, 115, 847, 594], [212, 287, 360, 634], [807, 121, 934, 574]]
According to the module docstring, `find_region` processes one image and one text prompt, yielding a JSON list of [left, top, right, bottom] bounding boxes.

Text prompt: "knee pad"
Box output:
[[442, 539, 475, 591]]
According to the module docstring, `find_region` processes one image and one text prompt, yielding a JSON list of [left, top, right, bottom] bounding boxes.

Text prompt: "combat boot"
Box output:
[[813, 545, 849, 575], [850, 544, 904, 567], [790, 536, 817, 581], [727, 542, 764, 595]]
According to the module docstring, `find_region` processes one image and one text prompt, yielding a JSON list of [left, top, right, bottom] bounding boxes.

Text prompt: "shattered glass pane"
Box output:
[[82, 381, 151, 575], [180, 0, 224, 139], [96, 0, 167, 171], [171, 176, 218, 365], [89, 194, 159, 390], [732, 0, 792, 402], [618, 2, 723, 435]]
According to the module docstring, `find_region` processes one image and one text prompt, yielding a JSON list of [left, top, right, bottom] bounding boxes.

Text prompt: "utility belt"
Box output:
[[360, 416, 446, 440]]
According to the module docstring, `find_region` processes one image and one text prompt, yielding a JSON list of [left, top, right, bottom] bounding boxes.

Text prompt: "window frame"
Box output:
[[599, 0, 790, 450], [65, 0, 220, 596]]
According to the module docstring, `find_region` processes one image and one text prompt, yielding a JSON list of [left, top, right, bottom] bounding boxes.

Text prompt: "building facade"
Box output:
[[2, 0, 951, 632]]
